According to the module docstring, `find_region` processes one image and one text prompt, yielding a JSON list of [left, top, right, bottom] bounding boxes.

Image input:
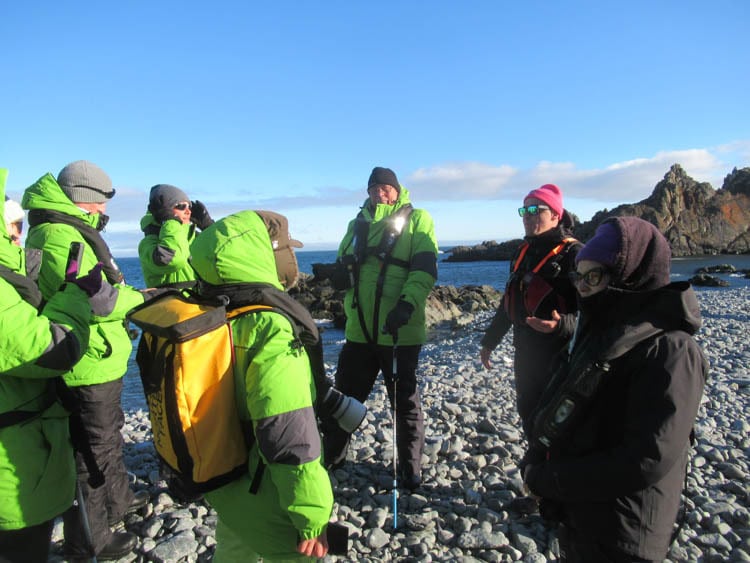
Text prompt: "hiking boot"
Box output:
[[510, 496, 539, 515], [98, 531, 137, 561], [400, 468, 422, 491], [128, 490, 150, 513], [109, 489, 150, 525]]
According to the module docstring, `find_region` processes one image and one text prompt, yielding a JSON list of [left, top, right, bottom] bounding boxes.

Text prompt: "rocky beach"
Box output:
[[48, 286, 750, 562]]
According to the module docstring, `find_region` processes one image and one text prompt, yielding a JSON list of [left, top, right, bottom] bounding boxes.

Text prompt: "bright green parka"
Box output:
[[191, 211, 333, 560], [22, 173, 145, 387], [0, 169, 92, 530], [138, 212, 197, 288], [339, 187, 438, 346]]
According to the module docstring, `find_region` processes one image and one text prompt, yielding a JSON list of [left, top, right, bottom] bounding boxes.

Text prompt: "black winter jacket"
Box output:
[[481, 222, 581, 430], [524, 282, 707, 560]]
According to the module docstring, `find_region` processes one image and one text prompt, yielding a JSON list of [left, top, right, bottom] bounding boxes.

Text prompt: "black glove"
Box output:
[[382, 300, 414, 337], [190, 200, 214, 230], [68, 263, 104, 297]]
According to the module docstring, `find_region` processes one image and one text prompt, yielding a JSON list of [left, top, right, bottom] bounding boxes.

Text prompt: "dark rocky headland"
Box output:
[[446, 164, 750, 262]]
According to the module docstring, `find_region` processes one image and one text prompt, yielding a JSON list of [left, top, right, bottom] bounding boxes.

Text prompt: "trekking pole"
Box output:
[[391, 334, 399, 530], [76, 482, 98, 563]]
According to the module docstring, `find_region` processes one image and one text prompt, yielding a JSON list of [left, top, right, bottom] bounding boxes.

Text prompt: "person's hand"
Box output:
[[480, 347, 493, 370], [69, 263, 104, 297], [190, 200, 214, 230], [526, 310, 561, 334], [297, 532, 328, 557], [382, 300, 414, 337]]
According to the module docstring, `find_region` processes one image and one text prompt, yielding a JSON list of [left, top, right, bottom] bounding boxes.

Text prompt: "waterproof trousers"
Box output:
[[62, 379, 134, 558], [323, 342, 424, 477], [0, 519, 54, 563], [558, 524, 657, 563]]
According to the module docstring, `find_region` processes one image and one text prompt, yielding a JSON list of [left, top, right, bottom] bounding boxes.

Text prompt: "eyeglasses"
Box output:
[[174, 202, 191, 211], [569, 267, 608, 287], [518, 204, 551, 217]]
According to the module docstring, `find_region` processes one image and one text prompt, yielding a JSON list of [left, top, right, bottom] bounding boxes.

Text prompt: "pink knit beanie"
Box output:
[[524, 184, 564, 217]]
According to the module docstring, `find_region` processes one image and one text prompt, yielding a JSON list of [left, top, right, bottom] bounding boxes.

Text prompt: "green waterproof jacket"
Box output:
[[338, 187, 438, 346], [138, 212, 197, 287], [22, 173, 145, 387], [0, 169, 92, 530], [192, 211, 333, 560]]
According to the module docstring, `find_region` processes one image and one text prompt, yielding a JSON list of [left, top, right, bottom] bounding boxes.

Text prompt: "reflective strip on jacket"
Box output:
[[338, 187, 438, 346]]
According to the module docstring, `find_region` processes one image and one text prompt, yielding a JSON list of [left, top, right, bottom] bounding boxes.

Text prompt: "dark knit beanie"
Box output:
[[58, 161, 115, 203], [576, 222, 621, 269], [367, 167, 400, 192], [578, 217, 671, 291], [148, 184, 190, 212]]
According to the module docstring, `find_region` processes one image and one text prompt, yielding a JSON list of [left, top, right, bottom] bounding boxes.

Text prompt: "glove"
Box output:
[[190, 200, 214, 230], [382, 299, 414, 337], [68, 263, 104, 297]]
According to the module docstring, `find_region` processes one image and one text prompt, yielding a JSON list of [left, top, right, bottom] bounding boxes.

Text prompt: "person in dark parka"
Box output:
[[480, 184, 581, 435], [522, 217, 708, 562]]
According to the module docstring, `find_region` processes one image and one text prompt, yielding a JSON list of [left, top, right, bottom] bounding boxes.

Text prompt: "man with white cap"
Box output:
[[4, 197, 24, 246]]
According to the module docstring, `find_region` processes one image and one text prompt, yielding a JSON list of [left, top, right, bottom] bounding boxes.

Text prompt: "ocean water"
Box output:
[[119, 251, 750, 411]]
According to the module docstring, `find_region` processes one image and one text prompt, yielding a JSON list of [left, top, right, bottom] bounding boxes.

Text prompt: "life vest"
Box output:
[[503, 237, 578, 323]]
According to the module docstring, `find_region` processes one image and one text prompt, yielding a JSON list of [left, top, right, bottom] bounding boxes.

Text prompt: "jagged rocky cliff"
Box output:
[[447, 164, 750, 261]]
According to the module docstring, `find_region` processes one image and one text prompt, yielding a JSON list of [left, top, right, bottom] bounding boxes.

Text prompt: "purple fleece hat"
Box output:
[[578, 217, 671, 291], [576, 222, 621, 269]]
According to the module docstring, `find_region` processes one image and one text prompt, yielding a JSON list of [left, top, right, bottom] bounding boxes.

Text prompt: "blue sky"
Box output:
[[3, 1, 748, 255]]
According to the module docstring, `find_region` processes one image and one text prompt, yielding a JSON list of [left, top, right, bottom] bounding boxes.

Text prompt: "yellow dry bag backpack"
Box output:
[[128, 290, 270, 494]]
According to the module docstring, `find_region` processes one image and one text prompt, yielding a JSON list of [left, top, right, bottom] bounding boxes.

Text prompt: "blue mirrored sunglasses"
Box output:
[[518, 204, 551, 217]]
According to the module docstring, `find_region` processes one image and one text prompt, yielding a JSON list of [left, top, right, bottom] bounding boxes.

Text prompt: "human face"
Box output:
[[7, 221, 22, 246], [172, 201, 192, 224], [368, 184, 399, 206], [521, 197, 559, 237], [570, 259, 611, 297], [76, 202, 107, 215]]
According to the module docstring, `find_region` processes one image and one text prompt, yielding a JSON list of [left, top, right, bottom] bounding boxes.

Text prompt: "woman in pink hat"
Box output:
[[479, 184, 582, 436]]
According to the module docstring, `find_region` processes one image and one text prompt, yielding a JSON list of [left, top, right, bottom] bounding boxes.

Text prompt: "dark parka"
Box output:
[[481, 216, 581, 431], [524, 218, 708, 560], [0, 169, 92, 530], [338, 187, 438, 346]]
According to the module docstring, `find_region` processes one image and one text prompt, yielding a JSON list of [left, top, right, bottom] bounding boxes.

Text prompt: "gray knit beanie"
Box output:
[[149, 184, 190, 212], [57, 161, 115, 203]]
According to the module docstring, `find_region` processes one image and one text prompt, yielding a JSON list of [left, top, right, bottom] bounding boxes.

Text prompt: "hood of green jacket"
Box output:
[[0, 169, 25, 274], [139, 212, 160, 231], [22, 173, 101, 230], [190, 210, 282, 289]]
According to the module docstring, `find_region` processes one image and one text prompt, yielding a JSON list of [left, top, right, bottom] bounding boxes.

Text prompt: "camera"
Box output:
[[330, 255, 356, 291], [317, 385, 366, 434]]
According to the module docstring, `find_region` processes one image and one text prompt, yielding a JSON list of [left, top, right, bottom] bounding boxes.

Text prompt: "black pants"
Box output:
[[323, 342, 425, 476], [558, 524, 657, 563], [0, 520, 54, 563], [62, 379, 134, 558]]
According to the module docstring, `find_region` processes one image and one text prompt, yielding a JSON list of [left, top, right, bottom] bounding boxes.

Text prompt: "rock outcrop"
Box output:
[[575, 164, 750, 256], [447, 164, 750, 260]]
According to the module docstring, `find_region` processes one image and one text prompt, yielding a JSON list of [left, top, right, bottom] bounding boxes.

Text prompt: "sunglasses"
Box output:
[[174, 202, 191, 211], [518, 204, 551, 217], [569, 267, 608, 287]]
